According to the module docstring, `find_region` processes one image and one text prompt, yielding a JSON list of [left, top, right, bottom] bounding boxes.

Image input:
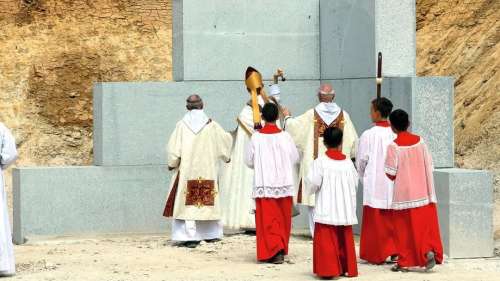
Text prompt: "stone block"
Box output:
[[434, 168, 494, 258], [13, 166, 171, 244], [322, 76, 453, 167], [173, 0, 320, 81], [411, 77, 454, 168], [93, 81, 320, 166], [320, 0, 416, 79]]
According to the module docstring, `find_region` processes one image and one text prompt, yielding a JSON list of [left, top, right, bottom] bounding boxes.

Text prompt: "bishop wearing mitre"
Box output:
[[163, 95, 232, 248], [220, 67, 283, 231]]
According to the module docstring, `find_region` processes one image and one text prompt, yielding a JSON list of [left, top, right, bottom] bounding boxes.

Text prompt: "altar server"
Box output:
[[385, 109, 443, 272], [356, 97, 398, 264], [245, 103, 299, 264], [306, 127, 358, 278]]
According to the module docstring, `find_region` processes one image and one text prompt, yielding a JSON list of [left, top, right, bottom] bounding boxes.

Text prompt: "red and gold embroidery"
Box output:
[[185, 177, 216, 208]]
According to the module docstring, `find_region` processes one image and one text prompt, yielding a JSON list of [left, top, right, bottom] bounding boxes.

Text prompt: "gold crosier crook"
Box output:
[[245, 67, 270, 130]]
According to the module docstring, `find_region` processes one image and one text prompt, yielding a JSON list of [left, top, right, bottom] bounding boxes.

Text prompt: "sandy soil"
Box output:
[[11, 233, 500, 281]]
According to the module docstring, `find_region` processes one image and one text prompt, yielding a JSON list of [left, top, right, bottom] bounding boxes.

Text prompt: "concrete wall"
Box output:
[[173, 0, 320, 81], [93, 81, 320, 166], [434, 168, 494, 258], [13, 166, 170, 244], [320, 0, 416, 79]]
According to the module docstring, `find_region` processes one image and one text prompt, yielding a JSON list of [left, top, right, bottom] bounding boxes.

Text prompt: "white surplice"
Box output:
[[306, 156, 359, 226], [0, 123, 17, 275], [356, 125, 396, 209], [166, 111, 232, 241], [244, 130, 299, 199]]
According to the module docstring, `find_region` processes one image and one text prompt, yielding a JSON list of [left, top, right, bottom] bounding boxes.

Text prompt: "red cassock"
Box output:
[[313, 223, 358, 278], [392, 203, 444, 268], [360, 206, 397, 264], [255, 197, 293, 261]]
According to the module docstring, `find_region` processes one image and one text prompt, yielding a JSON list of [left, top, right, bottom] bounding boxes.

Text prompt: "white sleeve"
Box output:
[[0, 126, 18, 168], [244, 137, 255, 169], [305, 160, 322, 195], [166, 124, 182, 169], [287, 133, 300, 164], [355, 132, 369, 178]]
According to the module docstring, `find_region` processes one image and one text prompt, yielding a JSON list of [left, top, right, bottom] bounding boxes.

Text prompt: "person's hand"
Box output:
[[282, 107, 291, 117]]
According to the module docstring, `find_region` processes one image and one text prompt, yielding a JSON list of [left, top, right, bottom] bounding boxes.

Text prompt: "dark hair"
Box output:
[[323, 127, 343, 148], [262, 103, 279, 123], [372, 97, 393, 118], [389, 109, 410, 131], [186, 94, 203, 110]]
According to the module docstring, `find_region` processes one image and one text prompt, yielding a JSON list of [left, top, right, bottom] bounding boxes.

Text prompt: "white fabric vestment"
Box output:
[[356, 125, 396, 209], [306, 156, 359, 226], [166, 113, 232, 221], [0, 123, 17, 275], [314, 102, 341, 126], [244, 131, 299, 198], [182, 109, 210, 134], [284, 107, 358, 207], [219, 105, 257, 229], [171, 220, 222, 241]]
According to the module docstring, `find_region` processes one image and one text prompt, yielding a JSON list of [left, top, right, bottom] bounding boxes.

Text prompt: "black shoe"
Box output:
[[388, 255, 399, 263], [204, 238, 221, 243], [391, 264, 409, 272], [425, 251, 436, 271], [184, 241, 201, 248], [269, 250, 285, 264]]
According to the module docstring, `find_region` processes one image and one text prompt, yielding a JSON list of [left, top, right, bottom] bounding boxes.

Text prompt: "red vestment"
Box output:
[[360, 206, 397, 264], [255, 197, 292, 261], [392, 203, 444, 267], [313, 223, 358, 278]]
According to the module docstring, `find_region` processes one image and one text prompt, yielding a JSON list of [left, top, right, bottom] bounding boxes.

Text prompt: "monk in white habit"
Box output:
[[283, 83, 358, 236], [0, 122, 17, 276], [306, 127, 358, 278], [220, 67, 283, 231], [384, 109, 443, 272], [163, 95, 232, 248], [356, 97, 398, 264], [244, 103, 299, 264]]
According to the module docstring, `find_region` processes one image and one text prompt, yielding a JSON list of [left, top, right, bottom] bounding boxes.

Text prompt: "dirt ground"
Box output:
[[10, 233, 500, 281]]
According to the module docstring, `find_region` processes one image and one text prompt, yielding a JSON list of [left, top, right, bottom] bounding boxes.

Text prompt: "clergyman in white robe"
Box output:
[[284, 83, 358, 236], [163, 96, 232, 247], [0, 123, 17, 276]]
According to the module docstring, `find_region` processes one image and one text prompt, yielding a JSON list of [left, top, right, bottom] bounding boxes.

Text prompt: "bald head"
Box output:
[[318, 83, 335, 103], [186, 94, 203, 110]]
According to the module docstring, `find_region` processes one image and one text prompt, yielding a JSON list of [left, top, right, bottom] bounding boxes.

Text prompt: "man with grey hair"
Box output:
[[163, 94, 232, 248], [283, 83, 358, 237]]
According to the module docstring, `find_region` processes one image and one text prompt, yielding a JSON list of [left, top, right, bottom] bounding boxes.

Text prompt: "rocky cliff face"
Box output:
[[0, 0, 498, 235], [0, 0, 171, 167]]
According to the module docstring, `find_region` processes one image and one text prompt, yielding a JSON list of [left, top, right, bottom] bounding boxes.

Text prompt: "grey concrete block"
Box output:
[[434, 168, 494, 258], [411, 77, 454, 168], [173, 0, 320, 81], [93, 81, 320, 166], [320, 0, 416, 79], [322, 76, 453, 168], [13, 166, 171, 244]]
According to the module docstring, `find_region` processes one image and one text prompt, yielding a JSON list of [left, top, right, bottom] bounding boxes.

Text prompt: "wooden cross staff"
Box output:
[[376, 52, 383, 99]]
